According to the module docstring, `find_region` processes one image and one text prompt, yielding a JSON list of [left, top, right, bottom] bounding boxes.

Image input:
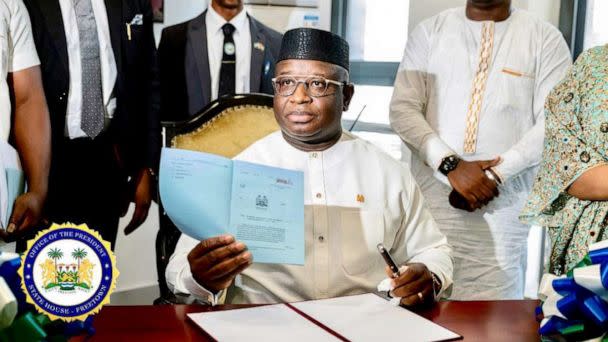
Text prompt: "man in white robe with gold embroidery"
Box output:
[[166, 28, 453, 305], [389, 0, 571, 299]]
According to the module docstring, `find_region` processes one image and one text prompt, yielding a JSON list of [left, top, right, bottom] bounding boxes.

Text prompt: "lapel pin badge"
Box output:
[[254, 42, 265, 52], [356, 194, 365, 203]]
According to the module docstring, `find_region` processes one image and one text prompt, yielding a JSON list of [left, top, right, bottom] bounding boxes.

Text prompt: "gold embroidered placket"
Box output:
[[463, 21, 495, 154]]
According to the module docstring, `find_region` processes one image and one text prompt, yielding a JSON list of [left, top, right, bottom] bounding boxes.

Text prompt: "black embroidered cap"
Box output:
[[278, 28, 350, 71]]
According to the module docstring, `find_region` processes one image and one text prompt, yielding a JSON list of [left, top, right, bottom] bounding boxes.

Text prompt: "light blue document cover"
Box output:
[[0, 140, 25, 229], [159, 148, 304, 265], [4, 168, 25, 228]]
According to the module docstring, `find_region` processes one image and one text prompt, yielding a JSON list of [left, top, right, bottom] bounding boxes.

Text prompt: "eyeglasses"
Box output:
[[271, 75, 346, 97]]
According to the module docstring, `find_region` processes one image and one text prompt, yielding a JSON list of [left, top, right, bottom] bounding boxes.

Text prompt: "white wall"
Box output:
[[152, 0, 331, 45], [153, 0, 208, 44], [113, 204, 160, 297], [247, 3, 331, 33], [584, 0, 608, 49]]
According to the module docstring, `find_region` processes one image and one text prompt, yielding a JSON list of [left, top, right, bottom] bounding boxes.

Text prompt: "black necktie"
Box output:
[[218, 23, 236, 98]]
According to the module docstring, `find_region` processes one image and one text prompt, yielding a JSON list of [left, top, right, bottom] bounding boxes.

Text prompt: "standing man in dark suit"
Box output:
[[158, 0, 282, 121], [23, 0, 161, 249]]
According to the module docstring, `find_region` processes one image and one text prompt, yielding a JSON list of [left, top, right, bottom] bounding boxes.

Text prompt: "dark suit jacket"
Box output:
[[158, 11, 282, 121], [24, 0, 161, 174]]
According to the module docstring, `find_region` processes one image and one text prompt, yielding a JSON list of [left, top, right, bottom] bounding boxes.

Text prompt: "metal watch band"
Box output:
[[431, 272, 442, 298]]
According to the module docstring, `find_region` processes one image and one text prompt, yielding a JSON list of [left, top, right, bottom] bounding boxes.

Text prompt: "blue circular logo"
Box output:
[[18, 223, 119, 321]]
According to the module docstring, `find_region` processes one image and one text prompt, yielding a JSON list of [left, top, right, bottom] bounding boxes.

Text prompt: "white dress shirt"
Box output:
[[389, 8, 572, 299], [166, 131, 453, 304], [206, 5, 251, 100], [0, 0, 40, 142], [59, 0, 117, 139]]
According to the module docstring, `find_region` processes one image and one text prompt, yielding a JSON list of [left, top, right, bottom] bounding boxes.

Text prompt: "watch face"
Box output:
[[439, 156, 459, 175]]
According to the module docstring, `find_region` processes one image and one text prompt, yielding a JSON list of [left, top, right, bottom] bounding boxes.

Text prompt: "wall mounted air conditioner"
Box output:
[[244, 0, 318, 8]]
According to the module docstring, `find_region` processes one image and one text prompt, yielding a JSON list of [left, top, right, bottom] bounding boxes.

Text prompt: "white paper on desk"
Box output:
[[0, 141, 23, 229], [187, 304, 339, 342], [291, 293, 461, 342]]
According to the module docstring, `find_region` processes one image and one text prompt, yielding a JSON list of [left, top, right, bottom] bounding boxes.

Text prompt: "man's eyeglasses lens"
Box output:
[[273, 77, 335, 97]]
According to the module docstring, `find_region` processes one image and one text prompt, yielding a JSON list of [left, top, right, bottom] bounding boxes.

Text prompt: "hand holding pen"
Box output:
[[377, 244, 437, 307]]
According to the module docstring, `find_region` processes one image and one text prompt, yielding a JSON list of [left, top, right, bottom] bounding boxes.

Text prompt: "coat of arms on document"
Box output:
[[17, 223, 119, 321], [255, 195, 269, 208]]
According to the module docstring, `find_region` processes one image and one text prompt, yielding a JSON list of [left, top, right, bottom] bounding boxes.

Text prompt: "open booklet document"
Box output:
[[0, 140, 25, 229], [188, 293, 462, 342], [159, 147, 305, 265]]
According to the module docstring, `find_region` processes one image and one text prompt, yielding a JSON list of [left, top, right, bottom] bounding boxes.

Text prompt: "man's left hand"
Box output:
[[0, 191, 46, 241], [386, 263, 434, 307], [123, 168, 153, 235]]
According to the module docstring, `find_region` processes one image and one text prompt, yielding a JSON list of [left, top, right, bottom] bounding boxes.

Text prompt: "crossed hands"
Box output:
[[447, 157, 501, 212]]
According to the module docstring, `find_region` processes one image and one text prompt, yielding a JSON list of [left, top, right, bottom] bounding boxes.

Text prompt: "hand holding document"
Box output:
[[159, 148, 305, 265], [187, 234, 252, 293], [188, 293, 462, 342]]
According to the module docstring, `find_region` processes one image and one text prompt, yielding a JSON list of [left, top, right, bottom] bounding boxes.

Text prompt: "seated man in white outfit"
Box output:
[[166, 28, 453, 306]]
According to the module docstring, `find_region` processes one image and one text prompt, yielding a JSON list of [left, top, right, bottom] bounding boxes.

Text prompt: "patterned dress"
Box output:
[[520, 45, 608, 276]]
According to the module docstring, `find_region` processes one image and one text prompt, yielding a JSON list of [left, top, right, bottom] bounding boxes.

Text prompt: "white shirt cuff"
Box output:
[[178, 266, 224, 306], [424, 267, 447, 299], [494, 149, 525, 183], [419, 134, 456, 171], [409, 253, 453, 299]]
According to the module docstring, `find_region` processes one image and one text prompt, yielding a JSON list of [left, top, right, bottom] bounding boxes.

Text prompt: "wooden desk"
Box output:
[[71, 300, 540, 341]]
